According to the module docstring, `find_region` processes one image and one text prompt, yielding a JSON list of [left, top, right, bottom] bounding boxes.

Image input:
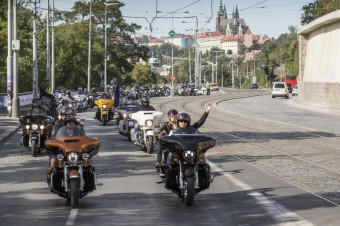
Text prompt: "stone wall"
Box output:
[[298, 10, 340, 111]]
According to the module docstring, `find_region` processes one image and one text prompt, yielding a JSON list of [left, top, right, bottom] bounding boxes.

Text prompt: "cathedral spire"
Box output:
[[223, 5, 227, 18], [219, 0, 223, 12], [235, 4, 239, 19]]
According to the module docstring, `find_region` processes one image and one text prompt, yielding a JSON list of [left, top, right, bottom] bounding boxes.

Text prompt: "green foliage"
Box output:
[[0, 0, 148, 93], [130, 64, 158, 85], [301, 0, 340, 25]]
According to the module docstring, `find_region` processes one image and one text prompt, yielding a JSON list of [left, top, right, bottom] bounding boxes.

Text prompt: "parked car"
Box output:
[[250, 83, 258, 89], [292, 86, 298, 96], [271, 82, 289, 98], [210, 83, 219, 91]]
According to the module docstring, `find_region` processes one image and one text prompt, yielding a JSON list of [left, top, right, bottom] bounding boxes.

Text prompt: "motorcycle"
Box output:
[[117, 104, 139, 140], [87, 93, 97, 108], [45, 135, 100, 209], [159, 129, 215, 206], [19, 115, 54, 157], [94, 99, 114, 126], [73, 94, 88, 112], [130, 110, 164, 154]]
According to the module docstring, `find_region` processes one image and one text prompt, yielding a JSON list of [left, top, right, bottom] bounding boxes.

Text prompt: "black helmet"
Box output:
[[32, 98, 41, 108], [61, 99, 70, 106], [177, 112, 191, 127], [141, 96, 150, 107], [64, 115, 77, 124], [167, 109, 178, 118], [59, 106, 75, 116]]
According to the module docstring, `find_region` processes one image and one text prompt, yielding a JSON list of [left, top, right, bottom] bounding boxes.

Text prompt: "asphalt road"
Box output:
[[1, 90, 339, 226]]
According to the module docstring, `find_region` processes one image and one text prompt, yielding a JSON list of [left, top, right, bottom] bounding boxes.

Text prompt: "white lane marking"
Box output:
[[208, 160, 315, 226], [65, 208, 78, 226]]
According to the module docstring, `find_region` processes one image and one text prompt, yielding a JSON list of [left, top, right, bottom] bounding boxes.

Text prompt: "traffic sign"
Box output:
[[169, 30, 176, 38], [170, 75, 176, 81]]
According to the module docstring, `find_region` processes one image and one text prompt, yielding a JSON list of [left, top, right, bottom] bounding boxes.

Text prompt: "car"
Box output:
[[250, 83, 258, 89], [271, 82, 289, 98], [210, 83, 219, 91], [292, 86, 298, 96]]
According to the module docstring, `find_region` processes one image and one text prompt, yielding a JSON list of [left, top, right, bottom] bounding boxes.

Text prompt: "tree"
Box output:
[[130, 64, 158, 85], [301, 0, 340, 25]]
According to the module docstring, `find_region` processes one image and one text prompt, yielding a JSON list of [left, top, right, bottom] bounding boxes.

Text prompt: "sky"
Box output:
[[39, 0, 312, 39]]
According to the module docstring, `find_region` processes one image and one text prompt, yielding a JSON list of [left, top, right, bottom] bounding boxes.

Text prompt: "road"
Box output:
[[0, 90, 339, 226]]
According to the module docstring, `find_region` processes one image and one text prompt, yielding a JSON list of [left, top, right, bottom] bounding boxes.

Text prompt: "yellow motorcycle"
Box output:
[[94, 99, 114, 126]]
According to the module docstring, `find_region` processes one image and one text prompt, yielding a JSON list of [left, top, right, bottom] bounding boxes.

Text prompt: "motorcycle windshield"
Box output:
[[45, 136, 100, 156], [161, 132, 215, 159], [19, 115, 49, 124]]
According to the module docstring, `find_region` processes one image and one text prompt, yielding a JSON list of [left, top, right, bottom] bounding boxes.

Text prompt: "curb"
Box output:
[[0, 125, 20, 145]]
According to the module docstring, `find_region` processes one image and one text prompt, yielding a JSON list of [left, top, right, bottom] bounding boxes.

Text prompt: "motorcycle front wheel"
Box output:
[[146, 135, 154, 154], [31, 139, 38, 157], [184, 177, 195, 207], [70, 178, 80, 209]]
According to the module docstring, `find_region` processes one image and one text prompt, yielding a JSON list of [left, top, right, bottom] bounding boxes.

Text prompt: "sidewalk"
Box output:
[[0, 116, 20, 144]]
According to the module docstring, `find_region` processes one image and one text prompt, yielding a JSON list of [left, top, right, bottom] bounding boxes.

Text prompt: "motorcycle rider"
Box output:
[[53, 105, 77, 137], [164, 109, 213, 182], [123, 93, 139, 106], [47, 115, 86, 185], [157, 103, 211, 170], [133, 96, 156, 146], [138, 96, 156, 111], [30, 98, 47, 116]]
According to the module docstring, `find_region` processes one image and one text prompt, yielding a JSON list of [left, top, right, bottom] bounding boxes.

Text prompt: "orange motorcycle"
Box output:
[[45, 136, 100, 208]]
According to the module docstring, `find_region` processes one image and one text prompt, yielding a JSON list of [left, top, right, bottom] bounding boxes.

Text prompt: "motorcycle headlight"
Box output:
[[103, 104, 107, 109], [31, 124, 39, 130], [39, 125, 45, 130], [25, 125, 30, 130], [183, 150, 195, 161], [89, 95, 93, 98], [145, 120, 153, 127], [123, 113, 127, 119], [68, 104, 73, 107], [57, 154, 64, 162], [82, 153, 90, 161], [77, 98, 82, 102], [67, 152, 79, 165]]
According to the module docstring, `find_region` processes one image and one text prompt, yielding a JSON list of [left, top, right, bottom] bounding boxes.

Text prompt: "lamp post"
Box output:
[[211, 50, 222, 84], [230, 59, 235, 88], [156, 11, 189, 96], [251, 58, 261, 85], [87, 0, 92, 92]]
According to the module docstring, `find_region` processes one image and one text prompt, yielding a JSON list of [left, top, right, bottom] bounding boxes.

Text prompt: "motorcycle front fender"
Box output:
[[69, 168, 79, 179], [185, 168, 195, 178]]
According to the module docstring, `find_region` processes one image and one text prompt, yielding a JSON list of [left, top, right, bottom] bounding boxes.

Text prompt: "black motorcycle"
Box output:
[[19, 115, 54, 157], [159, 128, 215, 206]]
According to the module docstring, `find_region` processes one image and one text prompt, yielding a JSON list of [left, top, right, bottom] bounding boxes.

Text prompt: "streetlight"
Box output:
[[156, 11, 189, 96], [230, 59, 235, 88], [87, 0, 92, 92], [211, 50, 222, 84]]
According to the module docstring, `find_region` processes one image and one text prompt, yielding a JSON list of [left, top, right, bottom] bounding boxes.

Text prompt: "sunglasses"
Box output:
[[178, 120, 188, 123]]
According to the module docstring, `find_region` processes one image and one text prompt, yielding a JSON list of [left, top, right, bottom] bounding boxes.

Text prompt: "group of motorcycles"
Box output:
[[17, 87, 216, 208], [18, 92, 100, 209], [117, 94, 216, 206]]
